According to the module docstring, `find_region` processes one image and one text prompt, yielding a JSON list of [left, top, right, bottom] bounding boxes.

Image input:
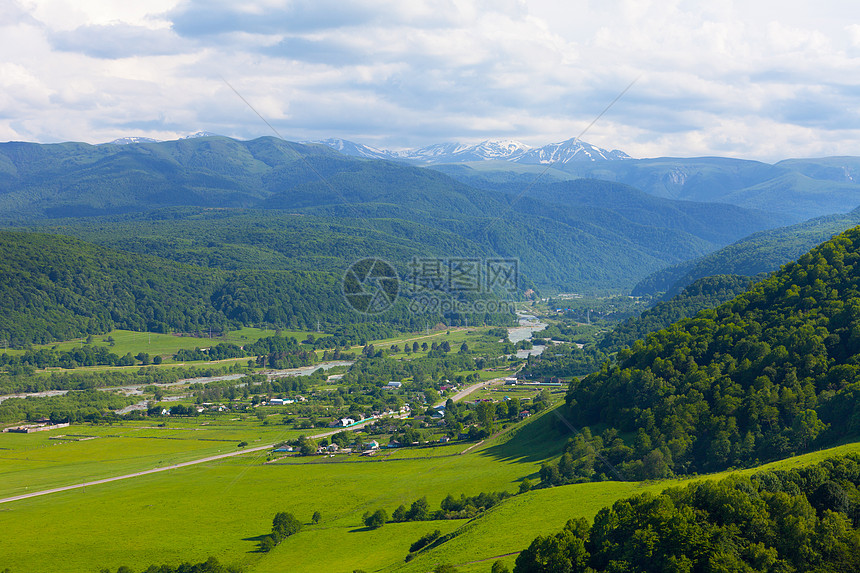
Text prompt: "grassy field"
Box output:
[[0, 417, 306, 499], [1, 400, 860, 573], [1, 327, 312, 360]]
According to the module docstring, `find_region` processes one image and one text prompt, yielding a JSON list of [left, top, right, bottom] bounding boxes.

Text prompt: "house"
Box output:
[[363, 440, 379, 451], [386, 381, 403, 389], [326, 443, 340, 452], [273, 446, 295, 453], [439, 436, 450, 443], [519, 410, 532, 419], [328, 417, 356, 428]]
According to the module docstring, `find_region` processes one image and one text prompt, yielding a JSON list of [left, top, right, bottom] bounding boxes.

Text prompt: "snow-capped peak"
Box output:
[[105, 136, 161, 145], [313, 137, 631, 164], [180, 131, 221, 139]]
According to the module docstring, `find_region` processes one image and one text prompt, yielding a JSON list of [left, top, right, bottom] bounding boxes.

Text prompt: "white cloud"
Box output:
[[0, 0, 859, 160]]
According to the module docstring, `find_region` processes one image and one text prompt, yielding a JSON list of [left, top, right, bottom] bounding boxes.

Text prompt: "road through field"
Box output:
[[0, 376, 501, 505], [0, 442, 278, 505]]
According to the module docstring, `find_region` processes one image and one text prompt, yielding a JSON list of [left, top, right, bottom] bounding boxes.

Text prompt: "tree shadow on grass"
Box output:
[[349, 526, 376, 533], [243, 533, 271, 554], [478, 405, 570, 464]]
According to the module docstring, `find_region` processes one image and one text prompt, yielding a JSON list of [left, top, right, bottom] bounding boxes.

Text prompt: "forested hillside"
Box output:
[[516, 454, 860, 573], [550, 226, 860, 481], [0, 231, 465, 346], [599, 274, 758, 353], [633, 206, 860, 297], [0, 136, 787, 293]]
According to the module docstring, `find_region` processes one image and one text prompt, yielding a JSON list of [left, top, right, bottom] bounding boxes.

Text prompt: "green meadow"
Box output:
[[1, 403, 860, 573], [0, 417, 305, 499]]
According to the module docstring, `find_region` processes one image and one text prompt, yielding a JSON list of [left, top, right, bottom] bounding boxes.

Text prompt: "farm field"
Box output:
[[0, 417, 306, 499], [3, 396, 858, 573]]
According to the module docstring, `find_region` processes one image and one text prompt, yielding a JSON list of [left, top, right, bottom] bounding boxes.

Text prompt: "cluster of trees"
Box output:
[[0, 389, 136, 424], [174, 335, 319, 369], [518, 343, 608, 379], [362, 490, 513, 527], [561, 227, 860, 477], [98, 556, 239, 573], [259, 512, 302, 552], [0, 360, 249, 395], [599, 274, 756, 353], [0, 345, 161, 371], [515, 454, 860, 573]]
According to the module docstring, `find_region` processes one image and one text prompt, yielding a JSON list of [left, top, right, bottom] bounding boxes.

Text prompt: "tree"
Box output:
[[298, 435, 317, 456], [237, 441, 248, 448], [476, 401, 496, 435], [519, 478, 533, 494], [364, 508, 388, 528], [259, 535, 276, 553], [408, 496, 430, 521], [312, 511, 322, 524], [491, 560, 510, 573], [392, 504, 408, 522], [272, 511, 302, 538]]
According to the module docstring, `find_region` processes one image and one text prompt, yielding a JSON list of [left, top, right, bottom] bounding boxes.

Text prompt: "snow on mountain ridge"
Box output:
[[313, 137, 630, 164]]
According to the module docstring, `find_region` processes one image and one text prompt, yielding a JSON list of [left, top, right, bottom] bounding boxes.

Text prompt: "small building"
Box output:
[[326, 443, 340, 452], [386, 381, 403, 389], [504, 377, 518, 385], [519, 410, 532, 419], [439, 436, 450, 443], [363, 440, 379, 451], [269, 398, 285, 406]]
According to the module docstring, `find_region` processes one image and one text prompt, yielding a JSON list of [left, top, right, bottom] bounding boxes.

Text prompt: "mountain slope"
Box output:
[[0, 136, 786, 293], [0, 230, 413, 346], [599, 274, 757, 353], [633, 207, 860, 297], [558, 225, 860, 478], [313, 137, 630, 164], [440, 156, 860, 221]]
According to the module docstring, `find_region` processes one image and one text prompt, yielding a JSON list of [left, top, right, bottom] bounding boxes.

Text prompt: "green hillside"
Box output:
[[633, 207, 860, 297], [514, 453, 860, 573], [0, 231, 451, 346], [599, 274, 758, 353], [0, 137, 787, 293], [553, 225, 860, 481]]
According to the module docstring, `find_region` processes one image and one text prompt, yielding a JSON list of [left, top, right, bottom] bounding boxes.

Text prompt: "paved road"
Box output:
[[438, 376, 507, 406], [0, 377, 502, 505], [0, 442, 276, 505], [0, 415, 399, 505]]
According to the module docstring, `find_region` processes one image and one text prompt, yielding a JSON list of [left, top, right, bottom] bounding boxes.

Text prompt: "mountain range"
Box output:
[[311, 137, 632, 164], [0, 135, 788, 295]]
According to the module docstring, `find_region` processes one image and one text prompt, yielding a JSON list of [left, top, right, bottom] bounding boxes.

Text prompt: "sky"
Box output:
[[3, 0, 860, 161]]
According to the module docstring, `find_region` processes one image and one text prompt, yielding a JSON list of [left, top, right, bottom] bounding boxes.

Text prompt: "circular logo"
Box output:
[[342, 258, 399, 314]]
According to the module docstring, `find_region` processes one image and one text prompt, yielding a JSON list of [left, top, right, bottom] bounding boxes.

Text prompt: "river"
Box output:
[[510, 312, 549, 358]]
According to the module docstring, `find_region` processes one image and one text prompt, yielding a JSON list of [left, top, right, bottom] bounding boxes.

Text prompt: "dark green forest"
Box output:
[[633, 207, 860, 297], [516, 454, 860, 573], [599, 274, 759, 354], [0, 231, 514, 346], [549, 226, 860, 481], [0, 136, 787, 293]]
